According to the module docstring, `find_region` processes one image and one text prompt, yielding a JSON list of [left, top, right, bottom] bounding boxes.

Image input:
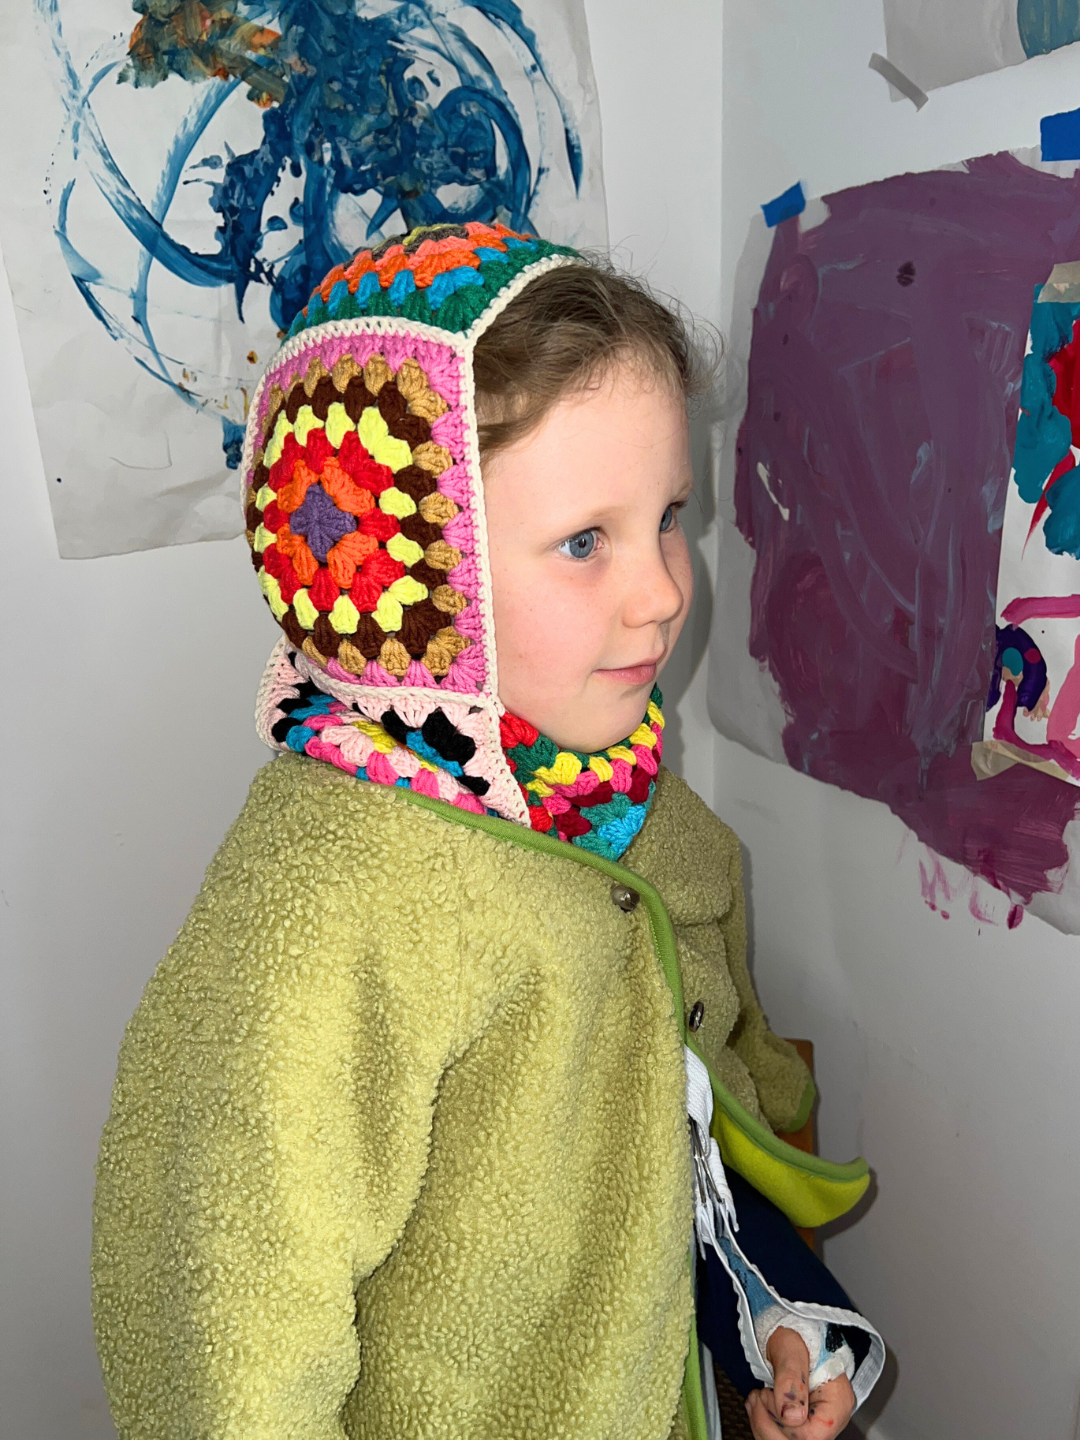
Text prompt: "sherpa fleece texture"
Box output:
[[92, 757, 810, 1440]]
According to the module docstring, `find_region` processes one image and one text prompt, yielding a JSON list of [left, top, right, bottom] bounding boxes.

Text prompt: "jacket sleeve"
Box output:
[[92, 826, 467, 1438], [696, 1172, 880, 1404], [717, 837, 814, 1134]]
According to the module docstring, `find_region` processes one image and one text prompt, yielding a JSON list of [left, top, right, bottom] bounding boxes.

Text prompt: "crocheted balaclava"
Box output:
[[244, 222, 664, 861]]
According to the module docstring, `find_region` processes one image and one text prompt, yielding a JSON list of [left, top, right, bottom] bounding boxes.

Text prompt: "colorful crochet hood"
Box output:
[[244, 221, 664, 859]]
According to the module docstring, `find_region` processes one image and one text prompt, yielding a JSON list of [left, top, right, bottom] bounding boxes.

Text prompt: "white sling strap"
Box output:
[[683, 1046, 886, 1411]]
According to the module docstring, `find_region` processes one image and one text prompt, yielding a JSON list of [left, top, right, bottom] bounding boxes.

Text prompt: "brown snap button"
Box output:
[[688, 1000, 705, 1032], [610, 883, 639, 912]]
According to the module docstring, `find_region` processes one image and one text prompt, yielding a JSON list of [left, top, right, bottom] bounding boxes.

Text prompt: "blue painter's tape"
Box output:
[[761, 181, 806, 228], [1041, 107, 1080, 161]]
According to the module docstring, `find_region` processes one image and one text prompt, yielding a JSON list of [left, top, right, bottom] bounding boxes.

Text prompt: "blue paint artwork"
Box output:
[[38, 0, 596, 470]]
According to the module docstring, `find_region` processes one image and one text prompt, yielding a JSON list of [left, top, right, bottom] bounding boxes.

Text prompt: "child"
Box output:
[[92, 223, 883, 1440]]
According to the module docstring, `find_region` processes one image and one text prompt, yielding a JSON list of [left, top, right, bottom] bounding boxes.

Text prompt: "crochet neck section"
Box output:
[[258, 644, 664, 862]]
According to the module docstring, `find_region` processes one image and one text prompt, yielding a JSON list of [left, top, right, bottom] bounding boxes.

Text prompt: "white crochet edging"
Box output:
[[254, 636, 299, 749], [257, 641, 530, 825]]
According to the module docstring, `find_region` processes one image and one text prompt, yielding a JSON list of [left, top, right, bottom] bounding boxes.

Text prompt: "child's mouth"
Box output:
[[596, 656, 663, 686]]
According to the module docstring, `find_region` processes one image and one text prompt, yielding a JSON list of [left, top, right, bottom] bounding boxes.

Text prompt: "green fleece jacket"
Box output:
[[91, 755, 811, 1440]]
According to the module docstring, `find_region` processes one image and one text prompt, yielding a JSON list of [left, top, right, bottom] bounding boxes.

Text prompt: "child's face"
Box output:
[[483, 359, 693, 752]]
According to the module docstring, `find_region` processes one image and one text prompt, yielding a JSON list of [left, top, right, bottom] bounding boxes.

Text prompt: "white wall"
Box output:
[[584, 0, 722, 804], [714, 5, 1080, 1440], [4, 3, 1080, 1438], [0, 270, 282, 1437]]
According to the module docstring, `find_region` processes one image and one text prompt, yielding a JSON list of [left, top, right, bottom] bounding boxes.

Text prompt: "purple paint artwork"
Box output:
[[728, 152, 1080, 907]]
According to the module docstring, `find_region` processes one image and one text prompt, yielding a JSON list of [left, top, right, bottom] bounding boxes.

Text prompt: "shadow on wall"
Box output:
[[654, 381, 721, 775], [819, 1174, 899, 1436], [738, 835, 899, 1438]]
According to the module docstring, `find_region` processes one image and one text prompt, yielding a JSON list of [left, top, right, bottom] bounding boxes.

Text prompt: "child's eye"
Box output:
[[659, 503, 681, 534], [558, 529, 599, 560]]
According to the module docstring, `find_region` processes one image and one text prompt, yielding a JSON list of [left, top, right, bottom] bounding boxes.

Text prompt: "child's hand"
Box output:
[[745, 1327, 856, 1439], [745, 1373, 856, 1440]]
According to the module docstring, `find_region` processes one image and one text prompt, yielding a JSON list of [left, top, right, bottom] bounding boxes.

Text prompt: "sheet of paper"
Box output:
[[0, 0, 607, 557], [882, 0, 1079, 94]]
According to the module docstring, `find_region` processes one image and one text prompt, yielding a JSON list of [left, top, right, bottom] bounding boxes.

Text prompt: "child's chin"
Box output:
[[573, 703, 651, 754]]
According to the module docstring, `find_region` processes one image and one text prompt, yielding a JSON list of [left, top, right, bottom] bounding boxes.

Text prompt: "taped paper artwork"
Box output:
[[982, 268, 1080, 786], [710, 150, 1080, 933], [0, 0, 606, 557], [882, 0, 1080, 95]]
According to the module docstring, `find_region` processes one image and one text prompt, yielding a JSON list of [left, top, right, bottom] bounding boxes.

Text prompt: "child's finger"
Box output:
[[774, 1366, 809, 1426], [745, 1389, 796, 1440], [765, 1326, 810, 1427]]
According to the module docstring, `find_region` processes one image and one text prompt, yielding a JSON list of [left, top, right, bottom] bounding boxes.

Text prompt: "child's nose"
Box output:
[[624, 551, 686, 629]]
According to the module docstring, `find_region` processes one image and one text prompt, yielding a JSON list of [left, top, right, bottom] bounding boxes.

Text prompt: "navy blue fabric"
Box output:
[[695, 1171, 871, 1397]]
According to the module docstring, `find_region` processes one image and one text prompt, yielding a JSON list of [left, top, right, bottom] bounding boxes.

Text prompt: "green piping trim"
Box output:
[[784, 1075, 818, 1136], [403, 790, 712, 1431], [397, 787, 863, 1414], [403, 788, 867, 1189], [683, 1307, 708, 1440]]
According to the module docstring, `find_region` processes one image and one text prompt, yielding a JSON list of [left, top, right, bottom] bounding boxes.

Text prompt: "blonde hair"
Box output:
[[473, 261, 704, 459]]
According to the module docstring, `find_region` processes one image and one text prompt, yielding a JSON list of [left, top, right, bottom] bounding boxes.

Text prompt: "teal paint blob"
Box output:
[[1010, 288, 1080, 558], [1046, 466, 1080, 554], [1018, 0, 1080, 58], [1012, 291, 1080, 500]]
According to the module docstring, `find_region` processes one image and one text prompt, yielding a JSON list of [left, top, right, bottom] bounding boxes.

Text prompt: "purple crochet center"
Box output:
[[290, 482, 356, 563]]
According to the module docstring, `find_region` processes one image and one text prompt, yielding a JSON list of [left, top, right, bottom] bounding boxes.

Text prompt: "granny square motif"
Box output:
[[241, 221, 581, 824]]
